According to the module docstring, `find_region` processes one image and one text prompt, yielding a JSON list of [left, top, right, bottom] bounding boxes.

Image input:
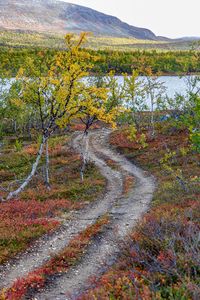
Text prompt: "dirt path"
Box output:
[[32, 129, 156, 300], [0, 129, 155, 299], [0, 130, 123, 290]]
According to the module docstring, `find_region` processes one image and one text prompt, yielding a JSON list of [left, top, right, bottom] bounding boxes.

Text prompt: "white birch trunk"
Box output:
[[80, 132, 89, 182], [45, 139, 50, 190], [150, 92, 155, 137], [6, 136, 47, 200]]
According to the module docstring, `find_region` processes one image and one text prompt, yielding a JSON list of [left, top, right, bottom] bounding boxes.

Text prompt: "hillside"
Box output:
[[0, 0, 158, 40]]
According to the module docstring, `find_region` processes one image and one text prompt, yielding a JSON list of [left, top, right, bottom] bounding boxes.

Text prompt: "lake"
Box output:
[[113, 75, 200, 109], [117, 76, 190, 98], [1, 76, 199, 110]]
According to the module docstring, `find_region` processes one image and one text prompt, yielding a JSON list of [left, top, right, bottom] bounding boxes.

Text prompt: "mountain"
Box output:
[[174, 36, 200, 42], [0, 0, 158, 40]]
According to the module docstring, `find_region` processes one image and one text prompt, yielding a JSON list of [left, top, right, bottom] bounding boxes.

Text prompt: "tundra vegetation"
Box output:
[[1, 41, 200, 77], [1, 30, 199, 51], [0, 33, 199, 299], [78, 74, 200, 299]]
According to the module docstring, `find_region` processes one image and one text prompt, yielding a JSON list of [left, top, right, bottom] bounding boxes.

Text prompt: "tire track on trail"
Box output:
[[32, 129, 156, 300]]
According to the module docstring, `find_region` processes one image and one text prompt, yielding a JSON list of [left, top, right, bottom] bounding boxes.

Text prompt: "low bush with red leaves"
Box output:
[[0, 198, 81, 264], [1, 216, 109, 300], [0, 135, 105, 263], [78, 127, 200, 300]]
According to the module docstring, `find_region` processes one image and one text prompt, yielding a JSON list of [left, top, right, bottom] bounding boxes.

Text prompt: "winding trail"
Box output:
[[0, 129, 155, 299]]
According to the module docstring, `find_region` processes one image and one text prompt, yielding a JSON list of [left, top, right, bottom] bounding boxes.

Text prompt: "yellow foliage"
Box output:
[[13, 33, 123, 136]]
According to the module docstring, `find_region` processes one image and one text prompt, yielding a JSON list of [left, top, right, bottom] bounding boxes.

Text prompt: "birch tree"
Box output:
[[143, 68, 166, 137], [123, 70, 147, 130], [4, 33, 116, 200]]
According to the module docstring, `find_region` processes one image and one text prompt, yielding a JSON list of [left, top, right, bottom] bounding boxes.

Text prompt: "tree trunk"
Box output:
[[80, 132, 89, 182], [150, 94, 155, 137], [151, 110, 155, 137], [6, 135, 47, 200], [45, 138, 51, 190]]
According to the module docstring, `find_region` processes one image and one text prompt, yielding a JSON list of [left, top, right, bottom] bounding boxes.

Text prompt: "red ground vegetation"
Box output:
[[0, 136, 105, 263], [0, 199, 81, 264], [78, 127, 200, 299], [1, 216, 109, 300]]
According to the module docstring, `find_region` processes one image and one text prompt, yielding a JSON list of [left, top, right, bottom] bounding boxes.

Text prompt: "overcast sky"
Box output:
[[61, 0, 200, 38]]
